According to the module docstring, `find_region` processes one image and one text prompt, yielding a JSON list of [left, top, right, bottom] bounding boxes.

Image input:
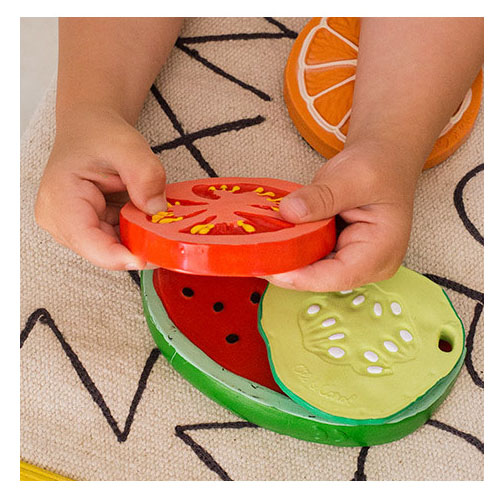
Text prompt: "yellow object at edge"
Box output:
[[20, 461, 73, 481]]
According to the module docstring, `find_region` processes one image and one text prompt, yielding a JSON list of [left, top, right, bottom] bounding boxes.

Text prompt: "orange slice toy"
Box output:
[[120, 177, 336, 276], [284, 17, 483, 169]]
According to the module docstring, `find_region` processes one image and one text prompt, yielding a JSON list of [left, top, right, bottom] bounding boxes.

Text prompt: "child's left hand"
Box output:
[[266, 17, 483, 292], [265, 142, 419, 292]]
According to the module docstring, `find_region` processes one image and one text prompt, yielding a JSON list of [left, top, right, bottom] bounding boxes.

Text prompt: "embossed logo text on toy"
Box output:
[[150, 183, 295, 235], [293, 364, 357, 405]]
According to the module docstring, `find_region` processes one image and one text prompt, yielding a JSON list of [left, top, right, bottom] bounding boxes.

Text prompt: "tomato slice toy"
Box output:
[[153, 268, 282, 392], [120, 177, 336, 276]]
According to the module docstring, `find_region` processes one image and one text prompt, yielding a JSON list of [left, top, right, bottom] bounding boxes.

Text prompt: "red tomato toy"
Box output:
[[120, 177, 336, 276], [153, 268, 282, 392]]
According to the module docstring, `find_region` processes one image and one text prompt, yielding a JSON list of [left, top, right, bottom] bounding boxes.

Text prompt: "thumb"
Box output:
[[279, 159, 375, 223], [120, 153, 167, 215]]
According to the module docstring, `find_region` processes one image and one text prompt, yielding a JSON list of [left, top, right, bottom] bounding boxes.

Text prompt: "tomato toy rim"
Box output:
[[120, 177, 336, 276]]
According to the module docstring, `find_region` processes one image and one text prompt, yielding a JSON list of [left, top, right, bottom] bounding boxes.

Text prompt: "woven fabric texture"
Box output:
[[20, 17, 484, 481]]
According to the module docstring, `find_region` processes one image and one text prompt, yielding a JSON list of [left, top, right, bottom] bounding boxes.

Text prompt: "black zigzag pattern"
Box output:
[[453, 164, 484, 245], [148, 17, 299, 180], [21, 308, 161, 443], [174, 17, 297, 102], [175, 422, 258, 481]]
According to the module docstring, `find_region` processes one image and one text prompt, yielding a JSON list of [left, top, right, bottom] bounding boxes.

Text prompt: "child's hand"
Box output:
[[35, 18, 183, 270], [266, 143, 416, 291], [35, 106, 166, 270], [267, 17, 482, 292]]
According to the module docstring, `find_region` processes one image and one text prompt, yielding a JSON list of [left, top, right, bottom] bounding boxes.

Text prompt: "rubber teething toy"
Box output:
[[152, 268, 281, 392], [120, 177, 335, 276], [284, 17, 483, 168], [141, 266, 465, 446], [258, 266, 465, 423]]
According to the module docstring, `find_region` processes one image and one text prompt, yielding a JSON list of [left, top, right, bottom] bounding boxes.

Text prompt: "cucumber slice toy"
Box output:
[[258, 267, 466, 429], [142, 267, 465, 446]]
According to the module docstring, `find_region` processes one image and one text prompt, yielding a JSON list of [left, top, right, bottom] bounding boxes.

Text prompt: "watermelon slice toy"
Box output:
[[141, 266, 466, 446], [153, 268, 281, 392]]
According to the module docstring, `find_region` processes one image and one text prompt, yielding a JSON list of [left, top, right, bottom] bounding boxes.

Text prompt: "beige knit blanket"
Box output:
[[20, 17, 484, 480]]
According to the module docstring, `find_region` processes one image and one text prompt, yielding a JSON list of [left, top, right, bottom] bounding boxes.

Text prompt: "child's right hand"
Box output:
[[35, 105, 167, 270]]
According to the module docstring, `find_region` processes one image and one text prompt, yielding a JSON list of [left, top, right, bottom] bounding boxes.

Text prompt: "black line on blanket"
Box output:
[[423, 273, 484, 387], [351, 447, 369, 481], [177, 18, 297, 45], [150, 84, 219, 178], [264, 17, 299, 38], [453, 164, 484, 245], [128, 270, 141, 289], [177, 32, 293, 44], [20, 308, 161, 443], [465, 302, 484, 388], [426, 419, 484, 454], [423, 273, 484, 304], [175, 41, 272, 102], [175, 421, 258, 480], [151, 115, 265, 154], [148, 19, 300, 178], [173, 18, 296, 102]]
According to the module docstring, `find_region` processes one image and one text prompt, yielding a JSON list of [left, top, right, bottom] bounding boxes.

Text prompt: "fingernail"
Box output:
[[125, 262, 141, 270], [267, 272, 296, 285], [283, 197, 309, 219], [146, 196, 167, 215]]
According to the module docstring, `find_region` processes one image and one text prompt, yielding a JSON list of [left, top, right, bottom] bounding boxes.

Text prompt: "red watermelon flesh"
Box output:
[[153, 268, 282, 392]]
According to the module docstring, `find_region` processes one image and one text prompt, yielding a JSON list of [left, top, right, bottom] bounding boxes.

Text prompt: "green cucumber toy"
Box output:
[[258, 266, 465, 426], [142, 266, 465, 446]]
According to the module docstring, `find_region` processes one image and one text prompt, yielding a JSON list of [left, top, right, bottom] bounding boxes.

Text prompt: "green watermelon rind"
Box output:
[[142, 269, 465, 446]]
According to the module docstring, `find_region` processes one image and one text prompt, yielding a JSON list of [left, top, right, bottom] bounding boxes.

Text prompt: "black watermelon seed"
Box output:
[[182, 287, 194, 297], [250, 292, 261, 304], [226, 334, 239, 344], [213, 302, 224, 312]]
